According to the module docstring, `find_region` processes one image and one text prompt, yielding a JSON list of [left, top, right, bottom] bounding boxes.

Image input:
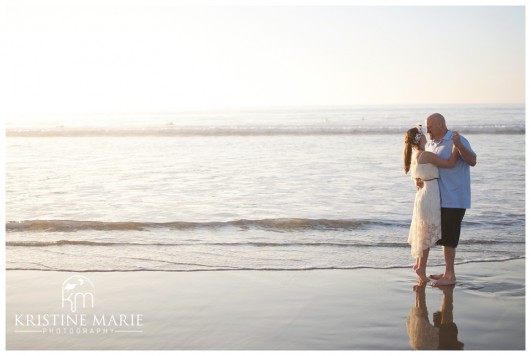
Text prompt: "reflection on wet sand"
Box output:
[[406, 283, 464, 350]]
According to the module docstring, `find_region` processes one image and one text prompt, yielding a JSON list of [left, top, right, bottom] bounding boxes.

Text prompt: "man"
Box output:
[[434, 286, 464, 350], [421, 113, 476, 287]]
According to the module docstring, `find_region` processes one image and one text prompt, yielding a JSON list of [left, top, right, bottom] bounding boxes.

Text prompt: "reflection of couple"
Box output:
[[406, 284, 464, 350], [404, 113, 477, 286]]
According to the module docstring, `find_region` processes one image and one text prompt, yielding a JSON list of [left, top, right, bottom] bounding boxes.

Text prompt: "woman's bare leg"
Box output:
[[415, 248, 430, 283]]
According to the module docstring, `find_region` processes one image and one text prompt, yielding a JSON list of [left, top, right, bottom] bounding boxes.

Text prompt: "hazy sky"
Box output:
[[3, 1, 526, 114]]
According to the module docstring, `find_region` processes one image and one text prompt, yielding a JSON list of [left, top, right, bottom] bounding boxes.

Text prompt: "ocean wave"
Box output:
[[6, 124, 525, 137], [5, 256, 525, 273], [6, 218, 404, 233], [6, 217, 521, 233], [5, 239, 411, 248], [7, 238, 522, 248]]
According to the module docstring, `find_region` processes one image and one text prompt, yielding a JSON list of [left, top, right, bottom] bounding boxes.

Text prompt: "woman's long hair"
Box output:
[[404, 127, 422, 174]]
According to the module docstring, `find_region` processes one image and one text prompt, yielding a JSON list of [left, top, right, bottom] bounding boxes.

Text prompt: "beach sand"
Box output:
[[5, 259, 525, 350]]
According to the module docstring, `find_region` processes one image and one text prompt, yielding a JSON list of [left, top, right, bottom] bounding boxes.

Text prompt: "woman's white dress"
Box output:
[[406, 307, 439, 350], [408, 159, 441, 258]]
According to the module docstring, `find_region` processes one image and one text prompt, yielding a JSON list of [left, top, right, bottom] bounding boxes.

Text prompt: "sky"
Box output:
[[2, 1, 526, 115]]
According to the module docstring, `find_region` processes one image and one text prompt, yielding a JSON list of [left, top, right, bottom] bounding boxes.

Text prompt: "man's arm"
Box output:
[[452, 132, 477, 167]]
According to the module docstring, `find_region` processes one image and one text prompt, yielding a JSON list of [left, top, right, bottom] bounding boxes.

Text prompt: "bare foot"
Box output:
[[431, 277, 456, 287], [417, 277, 429, 284], [415, 269, 430, 284], [429, 273, 443, 280], [414, 280, 428, 289]]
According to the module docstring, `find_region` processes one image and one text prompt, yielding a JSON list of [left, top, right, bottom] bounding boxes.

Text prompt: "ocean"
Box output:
[[5, 104, 525, 272]]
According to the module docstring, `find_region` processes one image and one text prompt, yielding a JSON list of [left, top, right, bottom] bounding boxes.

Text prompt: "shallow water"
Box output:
[[6, 105, 525, 271]]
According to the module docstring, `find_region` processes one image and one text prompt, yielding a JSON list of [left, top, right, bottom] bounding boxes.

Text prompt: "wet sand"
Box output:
[[5, 258, 525, 350]]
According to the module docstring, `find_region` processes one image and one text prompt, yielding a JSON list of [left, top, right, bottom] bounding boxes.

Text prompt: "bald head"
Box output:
[[427, 113, 446, 126], [426, 113, 448, 141]]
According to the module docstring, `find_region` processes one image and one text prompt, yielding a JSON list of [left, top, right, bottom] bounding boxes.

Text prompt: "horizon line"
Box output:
[[5, 102, 525, 118]]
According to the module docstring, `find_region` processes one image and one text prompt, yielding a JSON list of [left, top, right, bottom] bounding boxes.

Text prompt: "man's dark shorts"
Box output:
[[437, 208, 466, 248]]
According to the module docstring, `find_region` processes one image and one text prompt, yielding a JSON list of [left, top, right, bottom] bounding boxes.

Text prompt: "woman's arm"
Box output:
[[421, 146, 459, 168]]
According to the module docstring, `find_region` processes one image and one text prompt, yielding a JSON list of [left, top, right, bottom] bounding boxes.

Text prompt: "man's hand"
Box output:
[[452, 131, 461, 146], [415, 178, 424, 190], [452, 130, 477, 167]]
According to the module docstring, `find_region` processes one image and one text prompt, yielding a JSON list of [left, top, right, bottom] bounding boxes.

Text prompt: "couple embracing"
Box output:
[[404, 113, 477, 286]]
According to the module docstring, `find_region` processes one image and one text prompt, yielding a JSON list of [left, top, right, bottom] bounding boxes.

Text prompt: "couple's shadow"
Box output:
[[406, 283, 464, 350]]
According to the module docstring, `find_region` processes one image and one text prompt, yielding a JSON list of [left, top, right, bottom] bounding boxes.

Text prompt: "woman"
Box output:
[[404, 126, 458, 284], [406, 283, 439, 350]]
